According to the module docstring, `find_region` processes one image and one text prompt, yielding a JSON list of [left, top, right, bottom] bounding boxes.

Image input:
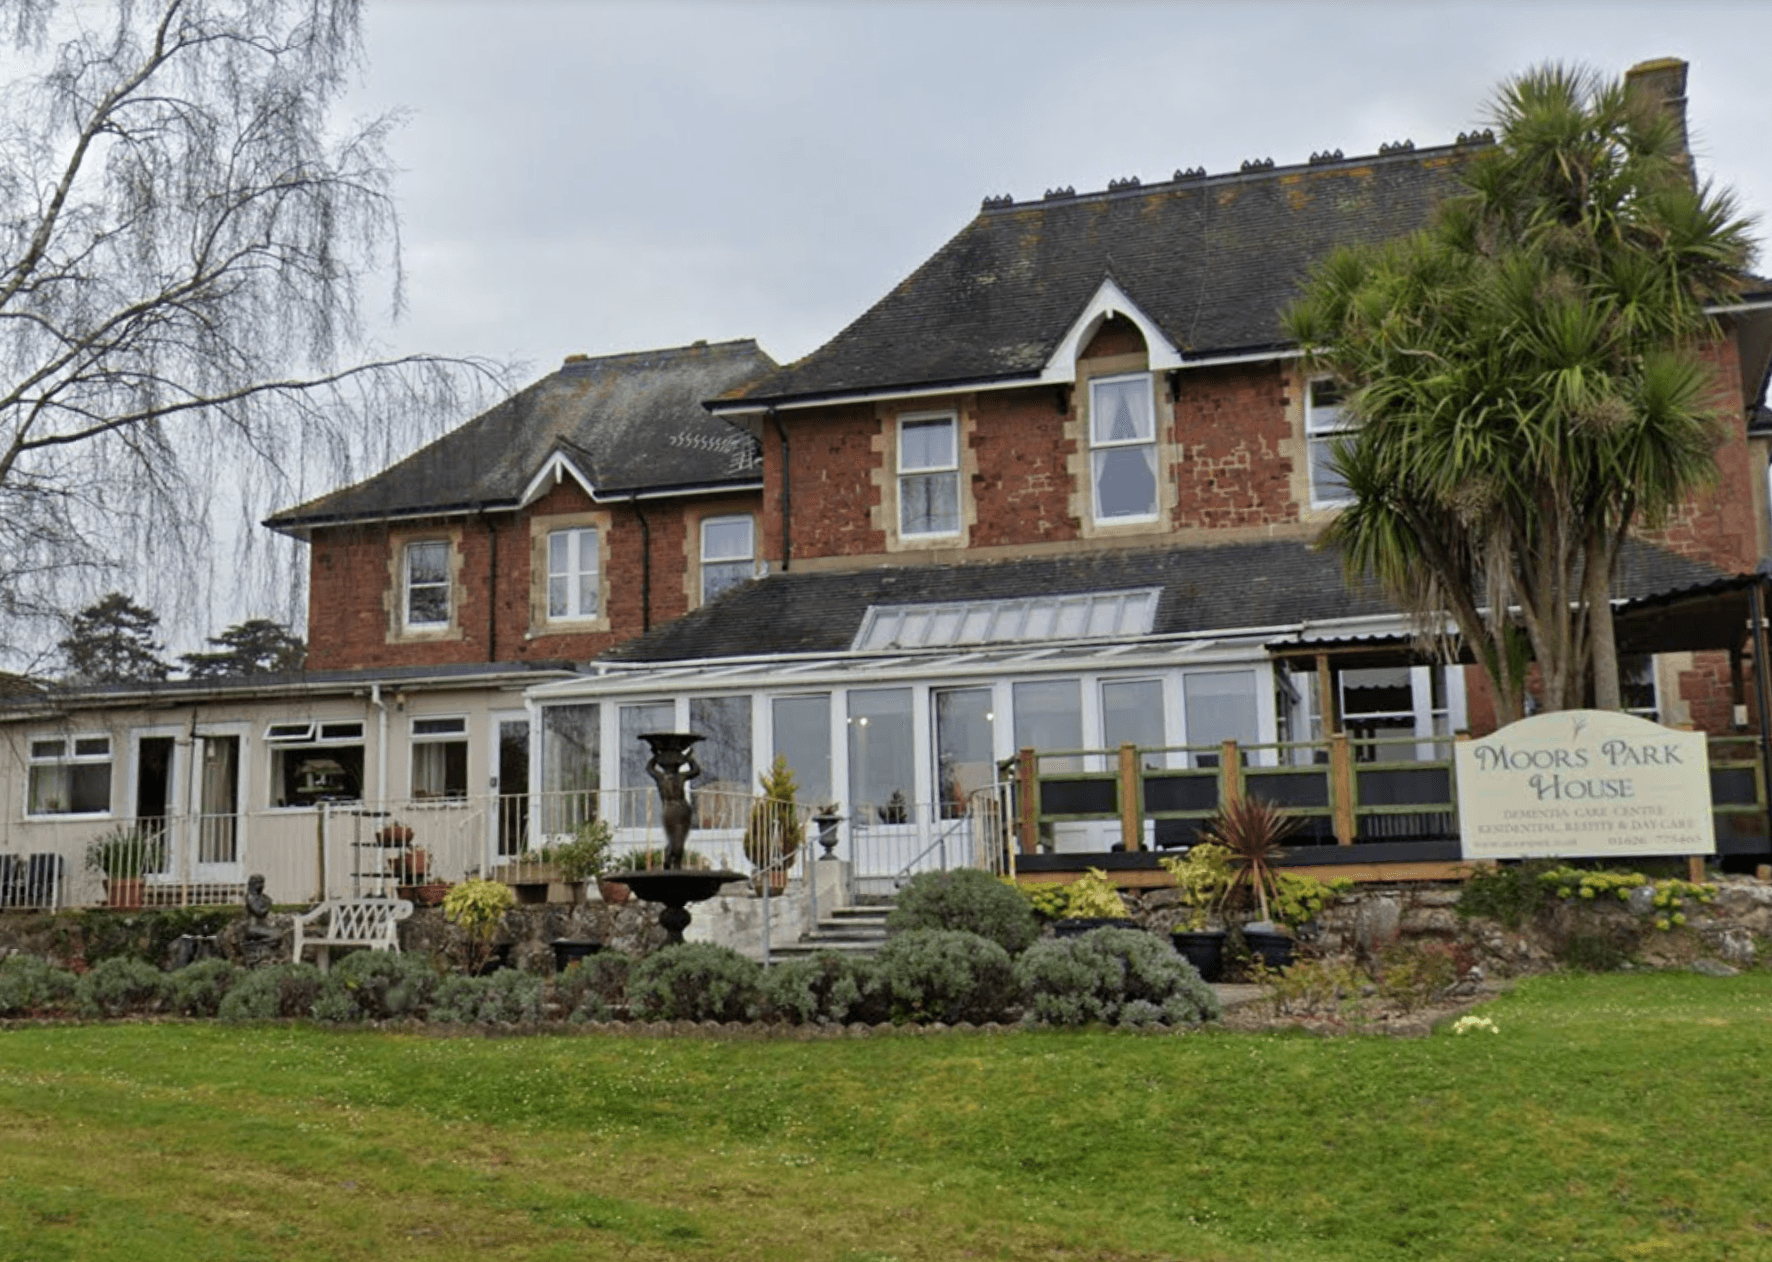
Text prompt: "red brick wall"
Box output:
[[304, 481, 751, 671], [1172, 362, 1297, 530], [969, 389, 1080, 546], [766, 403, 885, 561], [1644, 338, 1762, 574]]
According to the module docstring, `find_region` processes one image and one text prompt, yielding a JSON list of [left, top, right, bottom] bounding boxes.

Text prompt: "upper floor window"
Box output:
[[1089, 374, 1157, 521], [700, 515, 755, 603], [547, 527, 599, 620], [1307, 379, 1355, 506], [899, 414, 960, 537], [405, 541, 451, 628], [27, 735, 111, 815]]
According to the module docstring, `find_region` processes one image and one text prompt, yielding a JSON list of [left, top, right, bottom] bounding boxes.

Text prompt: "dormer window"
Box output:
[[898, 413, 960, 538], [1307, 379, 1355, 507], [1089, 374, 1157, 521]]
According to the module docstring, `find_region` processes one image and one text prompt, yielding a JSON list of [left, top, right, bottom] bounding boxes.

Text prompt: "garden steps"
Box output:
[[773, 903, 893, 958]]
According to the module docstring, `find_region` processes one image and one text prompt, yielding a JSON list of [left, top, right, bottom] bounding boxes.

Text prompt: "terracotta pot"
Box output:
[[106, 877, 145, 910], [597, 878, 631, 904], [397, 882, 450, 907]]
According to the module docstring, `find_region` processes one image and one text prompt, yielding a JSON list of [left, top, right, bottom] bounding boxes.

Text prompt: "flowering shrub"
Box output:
[[1537, 866, 1715, 931], [1451, 1014, 1498, 1035]]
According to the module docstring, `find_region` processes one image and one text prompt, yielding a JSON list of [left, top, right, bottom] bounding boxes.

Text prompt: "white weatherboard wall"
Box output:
[[1456, 710, 1714, 861]]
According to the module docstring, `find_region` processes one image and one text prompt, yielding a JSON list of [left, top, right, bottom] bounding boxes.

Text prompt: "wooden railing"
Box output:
[[1008, 732, 1768, 859]]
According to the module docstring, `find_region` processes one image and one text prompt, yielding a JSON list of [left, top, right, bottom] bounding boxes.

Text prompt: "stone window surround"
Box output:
[[1065, 350, 1173, 539], [529, 510, 612, 636], [386, 526, 466, 644], [870, 402, 978, 553], [687, 508, 759, 609]]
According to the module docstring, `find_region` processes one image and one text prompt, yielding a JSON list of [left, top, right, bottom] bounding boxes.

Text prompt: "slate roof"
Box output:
[[267, 339, 776, 536], [598, 540, 1729, 665], [718, 145, 1486, 409]]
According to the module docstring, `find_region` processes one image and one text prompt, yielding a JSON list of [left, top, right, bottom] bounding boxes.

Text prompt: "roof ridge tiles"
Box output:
[[558, 336, 762, 369], [979, 135, 1489, 214]]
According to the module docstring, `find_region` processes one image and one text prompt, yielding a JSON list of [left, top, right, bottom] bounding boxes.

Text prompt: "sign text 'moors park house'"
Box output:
[[1455, 710, 1715, 861]]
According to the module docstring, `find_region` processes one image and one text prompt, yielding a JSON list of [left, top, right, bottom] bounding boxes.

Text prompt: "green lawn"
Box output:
[[1, 972, 1768, 1261]]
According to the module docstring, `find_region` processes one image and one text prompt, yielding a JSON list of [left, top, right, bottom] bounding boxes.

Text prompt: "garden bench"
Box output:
[[291, 897, 413, 971]]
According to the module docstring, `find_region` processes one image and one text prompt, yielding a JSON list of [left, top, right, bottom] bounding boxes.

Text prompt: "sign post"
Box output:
[[1456, 710, 1714, 861]]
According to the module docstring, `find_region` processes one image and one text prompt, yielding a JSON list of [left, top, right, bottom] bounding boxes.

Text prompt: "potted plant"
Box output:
[[375, 820, 414, 846], [552, 817, 618, 903], [85, 824, 165, 908], [1159, 841, 1234, 981], [1199, 796, 1299, 971], [389, 844, 430, 883], [743, 754, 801, 895], [1051, 867, 1138, 937]]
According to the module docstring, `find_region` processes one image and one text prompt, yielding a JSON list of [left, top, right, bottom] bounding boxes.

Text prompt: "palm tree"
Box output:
[[1287, 62, 1755, 722]]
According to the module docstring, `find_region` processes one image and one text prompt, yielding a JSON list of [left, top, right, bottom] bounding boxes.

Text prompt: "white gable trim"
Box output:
[[1040, 276, 1184, 383], [518, 451, 597, 508]]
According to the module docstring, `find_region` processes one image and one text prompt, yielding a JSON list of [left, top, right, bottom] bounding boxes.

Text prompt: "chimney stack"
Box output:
[[1624, 56, 1691, 164]]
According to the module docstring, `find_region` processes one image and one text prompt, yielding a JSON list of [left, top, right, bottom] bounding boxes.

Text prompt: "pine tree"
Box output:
[[58, 593, 171, 684]]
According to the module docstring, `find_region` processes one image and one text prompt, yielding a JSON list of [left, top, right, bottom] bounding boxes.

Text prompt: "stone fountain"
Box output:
[[604, 732, 746, 945]]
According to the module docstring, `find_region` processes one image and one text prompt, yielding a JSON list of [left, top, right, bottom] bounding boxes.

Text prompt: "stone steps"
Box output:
[[770, 904, 893, 958]]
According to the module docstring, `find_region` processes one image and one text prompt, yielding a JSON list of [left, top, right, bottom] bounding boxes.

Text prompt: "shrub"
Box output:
[[75, 955, 172, 1017], [312, 951, 439, 1022], [888, 869, 1040, 955], [443, 879, 517, 976], [1057, 868, 1132, 919], [1260, 958, 1371, 1017], [217, 962, 323, 1021], [429, 970, 545, 1025], [1557, 932, 1632, 973], [1375, 941, 1462, 1011], [874, 928, 1016, 1025], [759, 951, 883, 1025], [0, 953, 78, 1016], [552, 952, 633, 1022], [166, 957, 241, 1017], [628, 944, 763, 1023], [1013, 927, 1220, 1028], [1457, 860, 1555, 928]]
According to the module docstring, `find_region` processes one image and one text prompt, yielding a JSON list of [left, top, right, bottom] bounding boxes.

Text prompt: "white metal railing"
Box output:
[[846, 787, 1012, 899], [1, 788, 828, 910]]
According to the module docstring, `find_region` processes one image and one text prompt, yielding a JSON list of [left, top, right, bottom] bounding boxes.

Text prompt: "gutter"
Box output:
[[770, 408, 791, 572]]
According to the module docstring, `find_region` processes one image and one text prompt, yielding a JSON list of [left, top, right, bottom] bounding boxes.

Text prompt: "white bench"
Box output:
[[292, 897, 414, 970]]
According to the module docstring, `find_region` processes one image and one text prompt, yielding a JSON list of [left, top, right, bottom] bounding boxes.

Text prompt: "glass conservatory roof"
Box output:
[[851, 588, 1161, 652]]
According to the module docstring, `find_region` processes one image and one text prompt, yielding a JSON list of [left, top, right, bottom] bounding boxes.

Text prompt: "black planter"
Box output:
[[1052, 916, 1139, 938], [550, 938, 603, 972], [1170, 929, 1227, 982], [1241, 928, 1296, 972]]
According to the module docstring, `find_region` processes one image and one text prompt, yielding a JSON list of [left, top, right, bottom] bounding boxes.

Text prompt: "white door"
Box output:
[[190, 732, 244, 884]]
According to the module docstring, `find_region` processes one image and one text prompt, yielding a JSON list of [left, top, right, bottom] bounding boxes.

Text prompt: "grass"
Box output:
[[0, 971, 1769, 1260]]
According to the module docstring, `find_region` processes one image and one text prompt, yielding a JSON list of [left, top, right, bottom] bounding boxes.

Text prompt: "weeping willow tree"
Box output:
[[1286, 62, 1756, 724], [0, 0, 492, 665]]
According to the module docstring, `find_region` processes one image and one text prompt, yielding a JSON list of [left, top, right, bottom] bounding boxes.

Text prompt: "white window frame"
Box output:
[[26, 735, 113, 817], [404, 540, 452, 629], [1306, 378, 1356, 508], [547, 526, 600, 622], [897, 412, 961, 539], [1088, 373, 1159, 523], [410, 715, 469, 801], [265, 719, 366, 808], [700, 515, 756, 604]]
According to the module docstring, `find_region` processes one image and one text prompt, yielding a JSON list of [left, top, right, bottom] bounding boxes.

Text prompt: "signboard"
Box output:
[[1456, 710, 1714, 860]]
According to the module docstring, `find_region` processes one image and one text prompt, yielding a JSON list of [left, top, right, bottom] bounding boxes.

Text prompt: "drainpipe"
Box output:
[[771, 408, 791, 572], [370, 683, 389, 809], [630, 495, 652, 632], [483, 512, 499, 661]]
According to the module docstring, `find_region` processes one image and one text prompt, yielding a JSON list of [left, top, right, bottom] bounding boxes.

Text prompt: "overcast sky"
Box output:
[[349, 0, 1772, 379]]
